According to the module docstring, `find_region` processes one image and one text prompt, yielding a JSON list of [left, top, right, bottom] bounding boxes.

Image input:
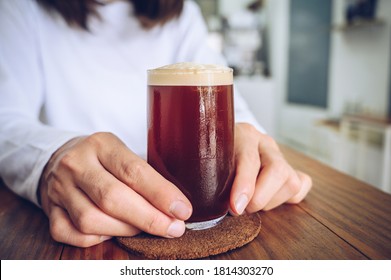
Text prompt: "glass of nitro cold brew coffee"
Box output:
[[147, 62, 235, 230]]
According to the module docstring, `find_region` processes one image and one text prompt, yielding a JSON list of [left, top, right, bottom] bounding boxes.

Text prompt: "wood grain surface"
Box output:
[[1, 145, 390, 260]]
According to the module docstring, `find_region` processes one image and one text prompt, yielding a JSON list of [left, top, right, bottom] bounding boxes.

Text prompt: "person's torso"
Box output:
[[36, 1, 190, 155]]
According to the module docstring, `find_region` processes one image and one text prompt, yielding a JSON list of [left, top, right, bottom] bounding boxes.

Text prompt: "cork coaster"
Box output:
[[116, 213, 261, 260]]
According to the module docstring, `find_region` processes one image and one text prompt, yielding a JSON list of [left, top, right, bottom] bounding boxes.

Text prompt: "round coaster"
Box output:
[[116, 213, 261, 260]]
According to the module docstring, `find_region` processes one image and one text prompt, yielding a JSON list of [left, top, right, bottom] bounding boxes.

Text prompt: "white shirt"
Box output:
[[0, 0, 261, 206]]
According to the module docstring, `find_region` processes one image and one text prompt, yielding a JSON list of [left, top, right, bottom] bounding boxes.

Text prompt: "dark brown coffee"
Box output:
[[147, 63, 234, 229]]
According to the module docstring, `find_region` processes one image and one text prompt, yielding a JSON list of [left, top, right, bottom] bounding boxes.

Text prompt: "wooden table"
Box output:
[[1, 145, 391, 260]]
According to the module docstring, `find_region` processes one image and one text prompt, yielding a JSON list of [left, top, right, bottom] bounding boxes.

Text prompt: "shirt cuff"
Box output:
[[24, 132, 82, 207]]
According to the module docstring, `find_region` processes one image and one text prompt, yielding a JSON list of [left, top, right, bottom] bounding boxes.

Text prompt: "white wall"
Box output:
[[329, 0, 391, 118], [268, 0, 391, 151]]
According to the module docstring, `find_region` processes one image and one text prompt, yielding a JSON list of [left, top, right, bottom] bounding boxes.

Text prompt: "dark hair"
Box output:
[[36, 0, 184, 30]]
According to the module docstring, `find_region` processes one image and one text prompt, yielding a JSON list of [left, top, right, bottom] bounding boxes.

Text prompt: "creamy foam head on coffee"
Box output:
[[148, 62, 233, 86]]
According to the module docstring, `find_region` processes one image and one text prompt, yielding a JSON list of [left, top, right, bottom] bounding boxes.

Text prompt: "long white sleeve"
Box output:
[[0, 0, 81, 206]]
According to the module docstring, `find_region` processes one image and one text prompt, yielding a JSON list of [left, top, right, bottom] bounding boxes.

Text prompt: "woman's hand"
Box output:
[[38, 132, 192, 247], [229, 123, 312, 215], [39, 125, 312, 248]]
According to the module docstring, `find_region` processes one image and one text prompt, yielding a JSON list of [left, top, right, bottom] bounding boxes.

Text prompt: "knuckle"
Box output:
[[144, 213, 163, 235], [85, 132, 104, 147], [98, 187, 117, 213], [268, 157, 288, 178], [237, 123, 259, 140], [122, 160, 148, 186], [290, 173, 312, 204], [88, 132, 118, 145], [263, 133, 275, 144], [85, 132, 116, 148], [74, 210, 96, 234], [305, 174, 313, 189], [286, 175, 302, 197], [49, 209, 99, 248], [58, 152, 79, 172], [239, 122, 258, 134], [263, 134, 279, 150], [49, 218, 65, 243], [47, 178, 62, 201]]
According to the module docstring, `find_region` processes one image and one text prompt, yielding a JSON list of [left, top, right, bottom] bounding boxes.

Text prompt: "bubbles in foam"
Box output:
[[156, 62, 231, 72], [148, 62, 233, 86]]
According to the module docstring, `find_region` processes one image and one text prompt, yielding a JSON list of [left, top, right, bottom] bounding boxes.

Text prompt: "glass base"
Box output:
[[185, 213, 227, 230]]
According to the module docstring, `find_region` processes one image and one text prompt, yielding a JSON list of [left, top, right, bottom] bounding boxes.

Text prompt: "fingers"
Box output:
[[42, 132, 192, 246], [287, 171, 312, 204], [59, 183, 141, 237], [248, 165, 301, 211], [90, 133, 192, 221], [94, 134, 191, 237], [49, 204, 112, 248], [246, 136, 300, 212], [230, 124, 260, 215], [46, 167, 142, 238], [232, 124, 312, 213], [76, 165, 187, 238], [74, 134, 191, 237], [49, 166, 186, 241]]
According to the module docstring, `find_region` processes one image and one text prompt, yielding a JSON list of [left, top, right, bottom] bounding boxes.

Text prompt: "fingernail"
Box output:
[[170, 200, 192, 220], [166, 220, 185, 238], [235, 194, 248, 215]]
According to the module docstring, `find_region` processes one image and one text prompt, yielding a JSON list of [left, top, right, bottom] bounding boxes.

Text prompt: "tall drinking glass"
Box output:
[[147, 62, 234, 230]]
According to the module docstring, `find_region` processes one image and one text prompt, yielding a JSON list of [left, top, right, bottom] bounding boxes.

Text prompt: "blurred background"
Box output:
[[194, 0, 391, 194]]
